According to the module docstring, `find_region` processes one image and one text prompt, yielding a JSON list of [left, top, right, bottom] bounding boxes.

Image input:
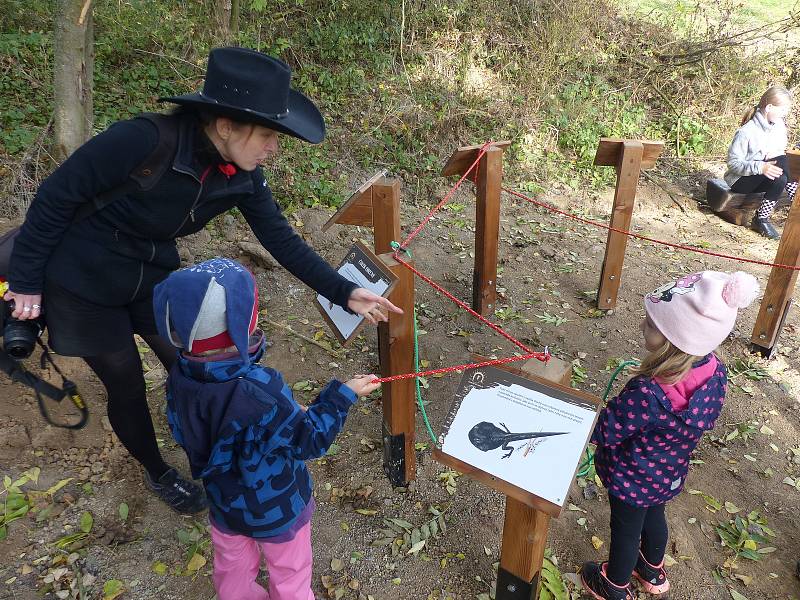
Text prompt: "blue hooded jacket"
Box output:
[[164, 335, 357, 538], [153, 258, 357, 538]]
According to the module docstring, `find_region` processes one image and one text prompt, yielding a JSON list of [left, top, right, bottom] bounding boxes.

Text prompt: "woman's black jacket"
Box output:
[[8, 112, 356, 308]]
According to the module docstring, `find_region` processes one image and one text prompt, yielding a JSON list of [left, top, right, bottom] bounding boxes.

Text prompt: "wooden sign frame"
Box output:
[[434, 355, 584, 600], [433, 360, 601, 518], [314, 241, 398, 345], [322, 169, 388, 232]]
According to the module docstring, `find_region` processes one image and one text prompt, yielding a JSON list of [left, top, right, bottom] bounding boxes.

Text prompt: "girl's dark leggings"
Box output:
[[83, 334, 178, 480], [606, 495, 669, 586]]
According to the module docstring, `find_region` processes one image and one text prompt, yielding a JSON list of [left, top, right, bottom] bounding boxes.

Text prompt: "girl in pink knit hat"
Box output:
[[581, 271, 759, 600]]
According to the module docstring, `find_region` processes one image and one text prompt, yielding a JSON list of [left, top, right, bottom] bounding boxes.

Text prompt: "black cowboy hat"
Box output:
[[160, 47, 325, 144]]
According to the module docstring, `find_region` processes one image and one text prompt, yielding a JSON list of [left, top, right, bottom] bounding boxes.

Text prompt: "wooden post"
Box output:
[[495, 356, 571, 600], [751, 151, 800, 358], [593, 138, 664, 311], [473, 147, 502, 316], [441, 141, 511, 316], [372, 178, 401, 255], [377, 253, 416, 485], [324, 172, 416, 484], [596, 141, 643, 311]]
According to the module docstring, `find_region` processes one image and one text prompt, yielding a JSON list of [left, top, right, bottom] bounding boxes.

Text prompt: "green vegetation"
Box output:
[[1, 0, 797, 214]]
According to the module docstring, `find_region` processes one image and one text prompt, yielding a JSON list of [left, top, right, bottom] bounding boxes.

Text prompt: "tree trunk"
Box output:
[[53, 0, 94, 161], [215, 0, 233, 44], [230, 0, 240, 41]]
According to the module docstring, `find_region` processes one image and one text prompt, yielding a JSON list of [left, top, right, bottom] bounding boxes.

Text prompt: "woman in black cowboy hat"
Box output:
[[4, 47, 400, 513]]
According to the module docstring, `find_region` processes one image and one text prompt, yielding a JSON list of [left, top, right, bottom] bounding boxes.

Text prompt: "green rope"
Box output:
[[575, 359, 640, 478], [413, 307, 440, 446]]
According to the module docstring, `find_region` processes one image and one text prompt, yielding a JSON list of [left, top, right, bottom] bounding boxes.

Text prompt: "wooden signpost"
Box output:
[[323, 172, 416, 485], [442, 141, 511, 316], [593, 138, 664, 311], [750, 149, 800, 358], [434, 356, 600, 600]]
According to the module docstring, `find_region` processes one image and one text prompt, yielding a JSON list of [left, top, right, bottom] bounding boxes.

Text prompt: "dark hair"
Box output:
[[167, 105, 247, 128]]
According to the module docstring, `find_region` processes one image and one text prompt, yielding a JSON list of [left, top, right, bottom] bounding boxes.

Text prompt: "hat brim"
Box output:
[[159, 88, 325, 144]]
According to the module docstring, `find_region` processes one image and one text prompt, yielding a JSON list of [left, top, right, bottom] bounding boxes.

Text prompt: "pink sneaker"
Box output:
[[632, 550, 670, 595], [580, 562, 634, 600]]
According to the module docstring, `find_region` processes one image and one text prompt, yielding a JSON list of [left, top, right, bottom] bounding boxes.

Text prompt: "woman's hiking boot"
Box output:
[[145, 467, 207, 514], [581, 562, 634, 600], [632, 550, 670, 594]]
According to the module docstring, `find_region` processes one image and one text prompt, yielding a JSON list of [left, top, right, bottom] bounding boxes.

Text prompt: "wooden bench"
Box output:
[[708, 150, 800, 226], [706, 179, 765, 225]]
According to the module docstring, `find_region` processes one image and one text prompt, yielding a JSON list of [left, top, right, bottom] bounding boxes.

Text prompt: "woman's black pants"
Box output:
[[83, 334, 177, 479]]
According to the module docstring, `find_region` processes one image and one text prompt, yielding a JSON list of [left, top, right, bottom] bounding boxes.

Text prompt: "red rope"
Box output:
[[371, 143, 547, 385], [398, 142, 492, 249], [503, 187, 800, 272], [393, 253, 536, 354], [373, 352, 548, 383]]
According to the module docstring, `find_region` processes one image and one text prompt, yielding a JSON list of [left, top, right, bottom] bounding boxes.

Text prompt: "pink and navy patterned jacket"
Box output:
[[591, 354, 727, 507]]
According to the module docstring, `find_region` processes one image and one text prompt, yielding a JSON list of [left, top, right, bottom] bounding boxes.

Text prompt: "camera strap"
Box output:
[[0, 340, 88, 429]]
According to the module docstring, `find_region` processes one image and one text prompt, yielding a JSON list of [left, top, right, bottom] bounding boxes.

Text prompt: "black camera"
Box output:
[[0, 300, 44, 359]]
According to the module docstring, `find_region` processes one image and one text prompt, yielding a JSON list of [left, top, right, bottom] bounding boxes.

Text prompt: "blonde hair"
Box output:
[[635, 339, 703, 385], [740, 85, 793, 126]]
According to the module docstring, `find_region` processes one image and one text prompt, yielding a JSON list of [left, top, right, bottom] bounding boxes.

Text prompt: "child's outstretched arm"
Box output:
[[591, 378, 653, 448], [289, 375, 380, 460]]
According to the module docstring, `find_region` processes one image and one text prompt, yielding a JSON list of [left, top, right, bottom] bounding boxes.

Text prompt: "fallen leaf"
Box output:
[[724, 502, 741, 514], [79, 511, 93, 534], [186, 553, 206, 572], [330, 558, 345, 572], [102, 579, 124, 600], [664, 554, 677, 567], [729, 589, 749, 600], [407, 540, 426, 554], [591, 535, 604, 550], [355, 508, 377, 516], [152, 561, 167, 575]]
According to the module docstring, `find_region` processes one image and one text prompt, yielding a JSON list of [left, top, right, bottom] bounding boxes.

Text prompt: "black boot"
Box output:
[[145, 467, 207, 514], [751, 215, 779, 239], [581, 562, 634, 600]]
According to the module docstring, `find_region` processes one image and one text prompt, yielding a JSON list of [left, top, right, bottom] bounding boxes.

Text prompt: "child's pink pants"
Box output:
[[210, 521, 315, 600]]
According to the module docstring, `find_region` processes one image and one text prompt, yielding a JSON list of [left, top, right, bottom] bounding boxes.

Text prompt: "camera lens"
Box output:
[[3, 319, 40, 359]]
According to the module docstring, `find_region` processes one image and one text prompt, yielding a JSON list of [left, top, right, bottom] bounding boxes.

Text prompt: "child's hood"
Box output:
[[654, 355, 726, 431], [177, 331, 267, 382], [153, 257, 259, 364]]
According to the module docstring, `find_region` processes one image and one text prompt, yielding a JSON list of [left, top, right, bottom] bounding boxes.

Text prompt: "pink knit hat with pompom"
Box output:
[[644, 271, 760, 356]]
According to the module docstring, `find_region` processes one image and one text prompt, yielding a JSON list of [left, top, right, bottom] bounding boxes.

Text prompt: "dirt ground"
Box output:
[[2, 162, 800, 600]]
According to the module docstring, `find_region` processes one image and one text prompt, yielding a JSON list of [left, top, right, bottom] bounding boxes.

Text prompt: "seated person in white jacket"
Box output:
[[725, 86, 794, 239]]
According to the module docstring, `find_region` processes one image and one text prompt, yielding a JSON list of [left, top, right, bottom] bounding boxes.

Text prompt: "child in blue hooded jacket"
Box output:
[[153, 257, 379, 600], [581, 271, 759, 600]]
